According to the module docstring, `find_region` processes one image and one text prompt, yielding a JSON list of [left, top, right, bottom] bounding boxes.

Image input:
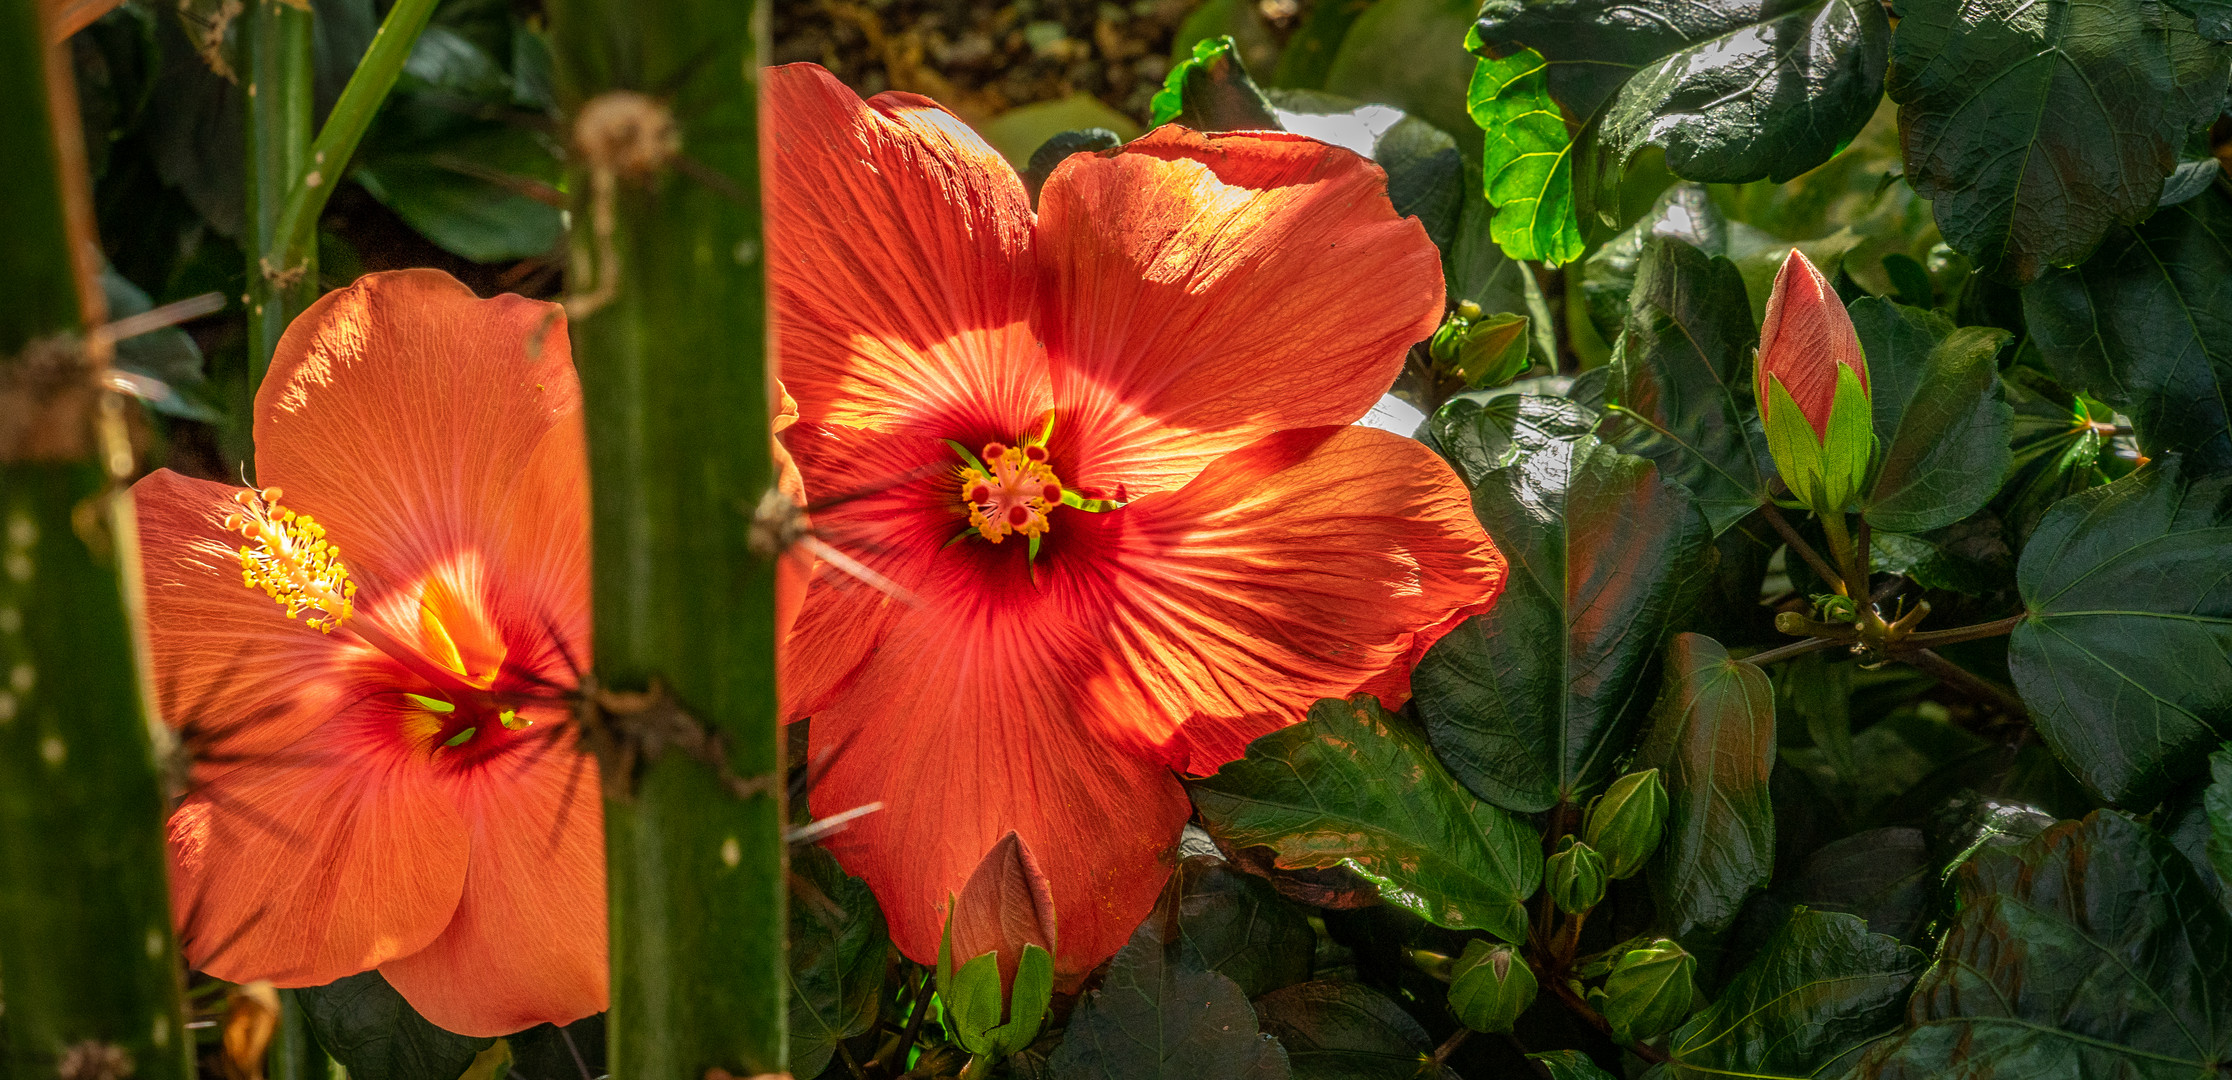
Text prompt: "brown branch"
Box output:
[[1743, 636, 1845, 667], [1898, 614, 2027, 648], [1758, 502, 1843, 588], [1543, 971, 1670, 1065], [1903, 648, 2028, 719]]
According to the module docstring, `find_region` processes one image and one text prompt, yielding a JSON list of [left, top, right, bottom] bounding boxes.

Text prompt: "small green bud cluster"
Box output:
[[1582, 768, 1668, 880], [1449, 940, 1536, 1034], [1599, 939, 1696, 1044], [1427, 300, 1533, 389]]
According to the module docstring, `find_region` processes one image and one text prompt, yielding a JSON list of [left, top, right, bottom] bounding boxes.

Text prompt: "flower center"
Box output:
[[224, 487, 357, 633], [959, 442, 1064, 544]]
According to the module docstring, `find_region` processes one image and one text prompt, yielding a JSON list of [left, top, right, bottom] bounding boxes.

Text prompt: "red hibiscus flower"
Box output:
[[131, 270, 604, 1037], [768, 64, 1508, 981]]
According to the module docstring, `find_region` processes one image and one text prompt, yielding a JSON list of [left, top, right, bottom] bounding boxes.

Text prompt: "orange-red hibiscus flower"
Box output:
[[768, 63, 1508, 981], [131, 270, 604, 1037]]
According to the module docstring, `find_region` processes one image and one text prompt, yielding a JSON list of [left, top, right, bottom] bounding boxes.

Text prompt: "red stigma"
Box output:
[[969, 484, 992, 503], [1024, 445, 1048, 462], [1041, 483, 1062, 503], [1007, 505, 1030, 527], [983, 442, 1008, 461]]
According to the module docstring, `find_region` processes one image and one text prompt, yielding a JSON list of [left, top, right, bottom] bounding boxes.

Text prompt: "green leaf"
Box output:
[[1426, 390, 1599, 486], [1271, 0, 1378, 89], [1467, 51, 1584, 264], [298, 972, 494, 1080], [1151, 855, 1315, 999], [2008, 456, 2232, 806], [1576, 0, 1889, 229], [1253, 981, 1457, 1080], [1529, 1050, 1618, 1080], [1416, 433, 1712, 814], [352, 126, 562, 263], [979, 95, 1140, 171], [1321, 0, 1480, 147], [2209, 746, 2232, 888], [1189, 696, 1542, 941], [1268, 90, 1466, 251], [1471, 0, 1817, 118], [1446, 179, 1560, 365], [1885, 0, 2232, 283], [1850, 298, 2014, 533], [2022, 186, 2232, 470], [1637, 633, 1777, 939], [1601, 237, 1769, 535], [1781, 828, 1935, 944], [1582, 183, 1727, 345], [1859, 811, 2232, 1079], [1045, 924, 1291, 1080], [2169, 0, 2232, 37], [788, 846, 888, 1080], [1667, 910, 1925, 1079], [1151, 35, 1278, 131]]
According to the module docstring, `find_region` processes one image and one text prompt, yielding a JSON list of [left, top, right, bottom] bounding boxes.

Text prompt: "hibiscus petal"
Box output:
[[254, 269, 586, 639], [1036, 128, 1444, 498], [765, 63, 1048, 438], [1069, 425, 1505, 774], [131, 468, 390, 766], [167, 711, 467, 988], [379, 726, 606, 1037], [806, 592, 1192, 983]]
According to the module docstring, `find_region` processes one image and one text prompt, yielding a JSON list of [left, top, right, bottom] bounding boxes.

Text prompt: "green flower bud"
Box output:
[[1602, 939, 1695, 1044], [1546, 835, 1607, 914], [1583, 769, 1667, 880], [1448, 940, 1536, 1034]]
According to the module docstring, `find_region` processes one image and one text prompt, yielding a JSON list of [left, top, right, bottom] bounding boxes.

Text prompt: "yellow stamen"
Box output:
[[960, 442, 1063, 543], [225, 487, 357, 633]]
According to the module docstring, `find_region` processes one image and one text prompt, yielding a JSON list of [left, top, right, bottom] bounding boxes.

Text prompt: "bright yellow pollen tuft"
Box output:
[[960, 442, 1063, 543], [224, 487, 358, 633]]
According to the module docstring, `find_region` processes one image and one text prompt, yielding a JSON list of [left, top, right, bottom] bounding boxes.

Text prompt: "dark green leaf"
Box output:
[[1582, 183, 1727, 345], [101, 268, 217, 420], [2022, 186, 2232, 469], [788, 846, 887, 1080], [1638, 633, 1777, 939], [1446, 176, 1560, 365], [1253, 981, 1456, 1080], [504, 1016, 605, 1080], [1466, 51, 1583, 264], [1321, 0, 1479, 146], [398, 24, 511, 99], [298, 972, 493, 1080], [2008, 456, 2232, 806], [2209, 745, 2232, 888], [1190, 696, 1542, 941], [1529, 1050, 1618, 1080], [353, 127, 563, 263], [1576, 0, 1889, 229], [1426, 389, 1598, 486], [1045, 926, 1290, 1080], [1144, 855, 1316, 999], [1860, 811, 2232, 1079], [1601, 237, 1768, 535], [1022, 128, 1124, 197], [1886, 0, 2232, 283], [1268, 90, 1465, 250], [1780, 828, 1935, 945], [2169, 0, 2232, 37], [1152, 35, 1279, 131], [1271, 0, 1377, 89], [1470, 0, 1819, 119], [1667, 910, 1924, 1079], [1850, 298, 2014, 533], [1415, 432, 1711, 814]]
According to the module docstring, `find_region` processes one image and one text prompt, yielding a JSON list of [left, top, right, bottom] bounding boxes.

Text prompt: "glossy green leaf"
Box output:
[[1860, 811, 2232, 1079], [1638, 633, 1777, 939], [1470, 0, 1817, 118], [1466, 50, 1584, 264], [1322, 0, 1479, 146], [1253, 981, 1457, 1080], [2008, 456, 2232, 806], [1581, 183, 1727, 344], [1445, 184, 1560, 363], [1414, 431, 1711, 814], [1601, 237, 1768, 534], [2209, 746, 2232, 888], [1189, 696, 1542, 941], [1151, 35, 1279, 130], [1885, 0, 2232, 283], [1850, 298, 2014, 533], [1046, 924, 1291, 1080], [1150, 855, 1315, 999], [2022, 186, 2232, 470], [788, 846, 887, 1080], [1576, 0, 1889, 228], [353, 126, 562, 263], [1529, 1050, 1618, 1080], [1269, 90, 1466, 250], [299, 972, 494, 1080], [1426, 390, 1598, 487], [1781, 828, 1935, 945], [1667, 910, 1924, 1079], [2169, 0, 2232, 36]]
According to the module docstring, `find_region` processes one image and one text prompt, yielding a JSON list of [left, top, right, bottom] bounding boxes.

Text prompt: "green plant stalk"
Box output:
[[545, 1, 786, 1075], [0, 4, 192, 1076], [243, 0, 315, 391]]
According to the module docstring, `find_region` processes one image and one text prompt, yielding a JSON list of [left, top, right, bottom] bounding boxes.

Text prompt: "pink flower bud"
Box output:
[[1757, 250, 1868, 440], [945, 832, 1058, 998]]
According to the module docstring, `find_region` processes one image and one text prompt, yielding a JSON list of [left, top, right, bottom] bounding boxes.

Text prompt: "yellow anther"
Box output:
[[226, 488, 357, 633], [960, 442, 1063, 543]]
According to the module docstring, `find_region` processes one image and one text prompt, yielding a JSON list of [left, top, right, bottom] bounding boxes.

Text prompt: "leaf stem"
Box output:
[[1743, 636, 1844, 667], [1430, 1028, 1471, 1069], [1898, 613, 2027, 648], [1903, 648, 2028, 718], [1757, 502, 1843, 589]]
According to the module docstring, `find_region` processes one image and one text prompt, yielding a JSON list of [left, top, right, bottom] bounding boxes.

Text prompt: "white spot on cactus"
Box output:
[[721, 836, 741, 868], [153, 1013, 171, 1047], [10, 663, 32, 693], [3, 552, 29, 582], [41, 736, 65, 766], [0, 692, 15, 724], [5, 513, 34, 548], [146, 927, 164, 959], [0, 606, 19, 633]]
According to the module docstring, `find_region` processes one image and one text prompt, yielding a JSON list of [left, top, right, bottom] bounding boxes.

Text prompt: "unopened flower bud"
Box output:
[[1448, 940, 1536, 1034], [1602, 939, 1695, 1044], [1583, 769, 1667, 880], [1546, 835, 1607, 914], [937, 833, 1059, 1059], [1756, 250, 1872, 516]]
